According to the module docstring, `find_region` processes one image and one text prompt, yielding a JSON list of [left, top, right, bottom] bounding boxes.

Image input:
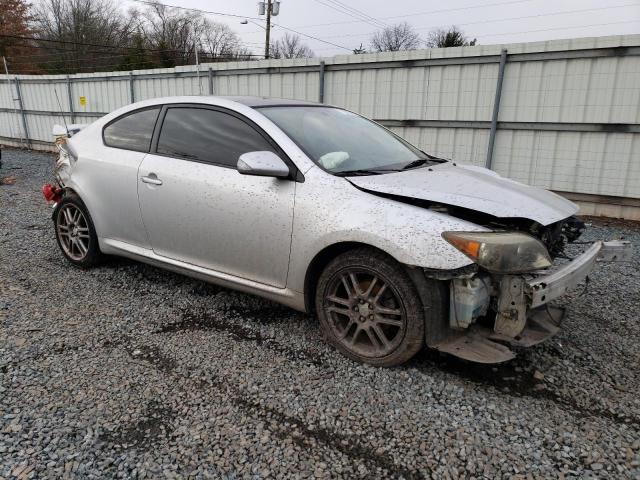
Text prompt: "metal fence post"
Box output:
[[66, 75, 75, 123], [318, 61, 325, 103], [485, 48, 508, 170], [129, 72, 135, 103], [208, 67, 214, 95], [13, 77, 31, 149]]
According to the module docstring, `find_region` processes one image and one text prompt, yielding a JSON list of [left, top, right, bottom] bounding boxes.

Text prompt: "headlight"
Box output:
[[442, 231, 552, 273]]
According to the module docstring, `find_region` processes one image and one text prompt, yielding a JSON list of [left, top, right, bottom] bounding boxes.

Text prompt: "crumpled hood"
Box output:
[[347, 162, 578, 226]]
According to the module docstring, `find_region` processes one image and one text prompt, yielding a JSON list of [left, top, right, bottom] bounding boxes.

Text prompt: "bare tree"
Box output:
[[198, 18, 244, 60], [142, 3, 255, 65], [33, 0, 138, 73], [269, 33, 314, 59], [426, 26, 476, 48], [370, 22, 421, 52], [29, 0, 256, 73], [142, 1, 197, 67]]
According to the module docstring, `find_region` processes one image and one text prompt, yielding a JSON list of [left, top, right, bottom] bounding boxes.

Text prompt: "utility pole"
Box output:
[[257, 1, 280, 59], [264, 0, 272, 59]]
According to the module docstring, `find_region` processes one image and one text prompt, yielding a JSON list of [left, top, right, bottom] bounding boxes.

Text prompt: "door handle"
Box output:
[[141, 174, 163, 186]]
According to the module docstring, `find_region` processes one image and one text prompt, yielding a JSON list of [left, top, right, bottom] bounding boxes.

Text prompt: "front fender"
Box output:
[[287, 170, 486, 292]]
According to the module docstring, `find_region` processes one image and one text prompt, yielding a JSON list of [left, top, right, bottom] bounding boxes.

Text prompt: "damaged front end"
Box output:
[[426, 233, 632, 363]]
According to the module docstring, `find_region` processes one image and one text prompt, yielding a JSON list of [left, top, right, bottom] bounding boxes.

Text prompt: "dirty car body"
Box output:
[[46, 96, 632, 366]]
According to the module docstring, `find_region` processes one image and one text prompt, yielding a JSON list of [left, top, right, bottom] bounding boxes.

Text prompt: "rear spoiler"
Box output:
[[52, 123, 89, 138]]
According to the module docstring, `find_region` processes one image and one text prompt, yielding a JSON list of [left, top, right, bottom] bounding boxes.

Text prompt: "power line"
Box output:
[[270, 22, 352, 51], [6, 50, 263, 67], [474, 19, 639, 39], [311, 0, 387, 30], [320, 3, 639, 39], [128, 0, 266, 22], [125, 0, 353, 52], [0, 33, 264, 57], [289, 0, 535, 29]]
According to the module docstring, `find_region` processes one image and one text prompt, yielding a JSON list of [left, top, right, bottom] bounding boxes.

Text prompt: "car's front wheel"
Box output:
[[54, 193, 102, 267], [315, 248, 425, 367]]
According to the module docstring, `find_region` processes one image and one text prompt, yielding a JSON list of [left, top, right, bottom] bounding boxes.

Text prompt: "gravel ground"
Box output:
[[1, 148, 639, 479]]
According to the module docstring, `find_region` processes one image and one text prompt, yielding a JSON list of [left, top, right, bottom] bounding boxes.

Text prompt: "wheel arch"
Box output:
[[53, 186, 99, 237]]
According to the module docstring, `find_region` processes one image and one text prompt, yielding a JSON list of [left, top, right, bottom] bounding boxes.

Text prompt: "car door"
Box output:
[[137, 105, 296, 288], [81, 106, 160, 247]]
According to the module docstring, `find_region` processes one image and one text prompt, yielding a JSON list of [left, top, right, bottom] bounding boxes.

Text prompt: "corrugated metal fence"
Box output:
[[2, 34, 639, 218]]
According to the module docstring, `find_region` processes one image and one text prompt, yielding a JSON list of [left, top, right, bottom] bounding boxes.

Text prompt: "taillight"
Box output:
[[42, 184, 62, 203]]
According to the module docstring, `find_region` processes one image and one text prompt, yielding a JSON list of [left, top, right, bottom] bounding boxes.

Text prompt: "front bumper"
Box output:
[[527, 240, 632, 308], [432, 240, 632, 363]]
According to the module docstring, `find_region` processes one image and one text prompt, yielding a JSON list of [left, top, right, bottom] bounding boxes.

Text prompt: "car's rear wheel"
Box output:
[[54, 194, 102, 267], [315, 248, 424, 367]]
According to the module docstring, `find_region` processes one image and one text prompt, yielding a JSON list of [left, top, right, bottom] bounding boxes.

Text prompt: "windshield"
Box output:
[[258, 106, 428, 174]]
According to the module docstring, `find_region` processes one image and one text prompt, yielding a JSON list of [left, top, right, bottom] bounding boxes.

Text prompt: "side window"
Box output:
[[156, 107, 275, 167], [103, 107, 160, 152]]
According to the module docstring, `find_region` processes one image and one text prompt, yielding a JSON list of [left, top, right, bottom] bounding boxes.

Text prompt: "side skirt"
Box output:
[[99, 238, 307, 312]]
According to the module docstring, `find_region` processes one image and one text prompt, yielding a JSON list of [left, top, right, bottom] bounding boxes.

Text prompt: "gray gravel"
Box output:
[[1, 148, 639, 479]]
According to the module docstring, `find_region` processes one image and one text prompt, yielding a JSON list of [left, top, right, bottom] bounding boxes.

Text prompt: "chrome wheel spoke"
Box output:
[[327, 295, 351, 307], [62, 208, 73, 224], [327, 305, 351, 317], [349, 327, 362, 346], [77, 239, 88, 256], [348, 273, 361, 295], [337, 319, 355, 340], [376, 306, 402, 317], [371, 324, 391, 348], [362, 276, 379, 298], [365, 327, 383, 349], [373, 284, 388, 305], [340, 275, 353, 296], [375, 316, 403, 327]]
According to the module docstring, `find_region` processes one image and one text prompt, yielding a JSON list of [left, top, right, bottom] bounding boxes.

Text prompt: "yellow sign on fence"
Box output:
[[79, 96, 87, 106]]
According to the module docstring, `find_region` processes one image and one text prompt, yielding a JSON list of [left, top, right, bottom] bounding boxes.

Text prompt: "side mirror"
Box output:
[[237, 151, 290, 178]]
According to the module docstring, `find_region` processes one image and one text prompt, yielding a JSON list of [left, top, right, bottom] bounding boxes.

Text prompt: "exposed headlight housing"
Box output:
[[442, 231, 552, 274]]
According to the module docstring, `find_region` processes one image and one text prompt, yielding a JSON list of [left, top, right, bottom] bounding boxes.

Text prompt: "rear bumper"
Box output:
[[431, 240, 632, 363]]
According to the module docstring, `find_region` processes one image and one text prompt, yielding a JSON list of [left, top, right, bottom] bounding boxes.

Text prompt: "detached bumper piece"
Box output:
[[528, 240, 632, 308], [432, 240, 631, 364], [433, 307, 565, 363]]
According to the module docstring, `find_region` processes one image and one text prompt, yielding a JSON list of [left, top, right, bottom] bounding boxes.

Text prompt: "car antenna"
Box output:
[[54, 89, 70, 136]]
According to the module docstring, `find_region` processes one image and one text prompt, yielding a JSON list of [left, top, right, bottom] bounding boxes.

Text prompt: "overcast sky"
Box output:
[[124, 0, 640, 57]]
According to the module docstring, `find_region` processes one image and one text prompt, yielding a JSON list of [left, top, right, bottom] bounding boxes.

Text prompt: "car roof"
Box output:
[[218, 96, 322, 108]]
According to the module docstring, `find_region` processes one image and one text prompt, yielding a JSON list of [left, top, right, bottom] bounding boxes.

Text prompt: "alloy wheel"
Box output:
[[323, 268, 407, 358], [57, 204, 90, 261]]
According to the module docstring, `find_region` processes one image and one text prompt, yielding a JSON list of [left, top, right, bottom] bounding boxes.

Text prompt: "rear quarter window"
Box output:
[[103, 107, 160, 152]]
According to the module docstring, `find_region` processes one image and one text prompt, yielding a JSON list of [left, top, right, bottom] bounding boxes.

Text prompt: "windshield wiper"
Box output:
[[401, 158, 429, 170], [334, 168, 399, 177], [403, 157, 449, 170]]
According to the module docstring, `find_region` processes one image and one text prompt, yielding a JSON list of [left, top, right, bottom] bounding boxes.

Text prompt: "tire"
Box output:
[[53, 193, 103, 268], [315, 248, 425, 367]]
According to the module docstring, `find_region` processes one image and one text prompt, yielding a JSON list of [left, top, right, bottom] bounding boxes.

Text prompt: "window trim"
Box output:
[[101, 106, 162, 153], [151, 103, 303, 182]]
